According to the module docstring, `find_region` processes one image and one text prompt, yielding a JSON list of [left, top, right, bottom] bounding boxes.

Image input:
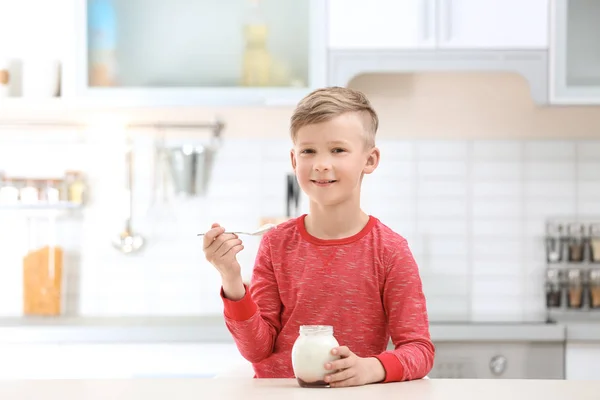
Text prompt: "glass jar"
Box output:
[[291, 325, 340, 388], [0, 176, 19, 204], [65, 170, 86, 205], [23, 244, 64, 316], [589, 270, 600, 309], [545, 269, 562, 308], [589, 224, 600, 264], [19, 179, 39, 204], [22, 212, 66, 316], [39, 179, 61, 204], [567, 269, 584, 309], [545, 223, 564, 263], [567, 223, 586, 263]]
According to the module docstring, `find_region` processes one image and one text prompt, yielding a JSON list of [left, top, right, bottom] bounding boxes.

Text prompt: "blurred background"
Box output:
[[0, 0, 599, 381]]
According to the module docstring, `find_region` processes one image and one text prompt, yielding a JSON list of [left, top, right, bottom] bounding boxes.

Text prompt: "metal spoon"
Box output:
[[197, 223, 276, 237], [113, 141, 145, 254]]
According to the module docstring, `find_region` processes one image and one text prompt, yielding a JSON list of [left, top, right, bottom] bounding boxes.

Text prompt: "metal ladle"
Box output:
[[112, 140, 144, 254]]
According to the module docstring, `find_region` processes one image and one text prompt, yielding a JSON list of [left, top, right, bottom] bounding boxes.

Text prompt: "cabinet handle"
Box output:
[[444, 0, 453, 41], [421, 0, 430, 41]]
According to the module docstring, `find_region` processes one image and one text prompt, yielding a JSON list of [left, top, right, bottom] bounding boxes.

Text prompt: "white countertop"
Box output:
[[0, 378, 598, 400]]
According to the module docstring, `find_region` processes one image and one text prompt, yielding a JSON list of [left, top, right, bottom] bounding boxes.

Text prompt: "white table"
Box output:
[[0, 378, 598, 399]]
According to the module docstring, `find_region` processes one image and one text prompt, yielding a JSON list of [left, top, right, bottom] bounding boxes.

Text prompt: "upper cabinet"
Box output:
[[328, 0, 549, 50], [327, 0, 435, 49], [439, 0, 548, 49], [67, 0, 327, 106], [550, 0, 600, 104]]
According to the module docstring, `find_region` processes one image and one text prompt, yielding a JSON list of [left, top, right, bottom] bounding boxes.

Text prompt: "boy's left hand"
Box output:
[[324, 346, 386, 388]]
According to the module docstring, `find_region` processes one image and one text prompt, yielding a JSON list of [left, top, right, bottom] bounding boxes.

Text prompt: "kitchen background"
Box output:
[[0, 0, 599, 382], [3, 73, 600, 320]]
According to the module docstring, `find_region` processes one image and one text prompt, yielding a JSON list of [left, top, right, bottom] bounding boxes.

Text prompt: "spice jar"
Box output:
[[0, 59, 10, 98], [589, 270, 600, 309], [567, 269, 584, 309], [291, 325, 340, 387], [19, 180, 39, 204], [589, 224, 600, 264], [65, 170, 86, 205], [545, 269, 562, 308], [545, 223, 564, 264], [0, 175, 19, 204], [567, 223, 586, 263], [39, 179, 61, 204]]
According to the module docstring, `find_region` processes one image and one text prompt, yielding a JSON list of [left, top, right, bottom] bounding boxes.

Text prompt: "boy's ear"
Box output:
[[364, 146, 380, 175], [290, 148, 297, 171]]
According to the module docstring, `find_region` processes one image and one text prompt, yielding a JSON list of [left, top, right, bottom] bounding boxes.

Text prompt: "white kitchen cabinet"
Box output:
[[0, 0, 73, 101], [66, 0, 327, 107], [327, 0, 435, 49], [550, 0, 600, 104], [0, 0, 69, 60], [439, 0, 548, 49], [327, 0, 548, 50], [565, 342, 600, 380], [0, 343, 248, 379]]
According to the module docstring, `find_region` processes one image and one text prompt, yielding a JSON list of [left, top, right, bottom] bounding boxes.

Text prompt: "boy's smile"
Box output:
[[311, 179, 337, 187]]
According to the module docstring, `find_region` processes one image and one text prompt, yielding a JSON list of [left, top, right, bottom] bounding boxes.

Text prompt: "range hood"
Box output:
[[328, 50, 548, 104]]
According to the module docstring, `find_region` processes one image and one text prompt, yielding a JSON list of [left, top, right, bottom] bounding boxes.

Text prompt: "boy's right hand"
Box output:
[[202, 223, 244, 281]]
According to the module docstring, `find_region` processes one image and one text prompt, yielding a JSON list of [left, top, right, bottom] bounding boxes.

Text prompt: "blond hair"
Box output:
[[290, 86, 379, 148]]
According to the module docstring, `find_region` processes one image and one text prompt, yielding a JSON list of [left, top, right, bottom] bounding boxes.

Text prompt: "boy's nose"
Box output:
[[314, 161, 331, 171]]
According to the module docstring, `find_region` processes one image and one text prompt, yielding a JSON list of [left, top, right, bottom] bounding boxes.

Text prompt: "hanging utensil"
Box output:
[[112, 138, 144, 254], [165, 119, 224, 197], [286, 173, 300, 218]]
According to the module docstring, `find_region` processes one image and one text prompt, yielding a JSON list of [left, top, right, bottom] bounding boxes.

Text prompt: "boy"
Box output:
[[202, 87, 434, 387]]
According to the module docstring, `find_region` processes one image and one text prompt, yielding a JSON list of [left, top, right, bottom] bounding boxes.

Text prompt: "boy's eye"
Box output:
[[332, 148, 346, 153], [300, 149, 315, 154]]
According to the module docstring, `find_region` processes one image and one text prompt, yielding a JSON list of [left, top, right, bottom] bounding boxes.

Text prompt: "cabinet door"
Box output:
[[550, 0, 600, 104], [566, 343, 600, 380], [438, 0, 549, 49], [0, 343, 247, 379], [72, 0, 327, 106], [327, 0, 435, 49]]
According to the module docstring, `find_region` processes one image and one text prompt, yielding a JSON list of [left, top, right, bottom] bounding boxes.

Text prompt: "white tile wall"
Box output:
[[2, 137, 600, 322]]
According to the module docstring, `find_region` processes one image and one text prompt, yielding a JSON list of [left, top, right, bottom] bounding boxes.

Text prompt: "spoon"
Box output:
[[197, 223, 276, 237], [113, 141, 145, 254]]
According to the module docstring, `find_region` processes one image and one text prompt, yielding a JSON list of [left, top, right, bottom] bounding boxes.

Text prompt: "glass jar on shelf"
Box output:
[[589, 269, 600, 309], [567, 269, 584, 309], [567, 223, 586, 263], [64, 170, 86, 205], [589, 223, 600, 264], [545, 223, 564, 264], [22, 215, 66, 316], [545, 269, 563, 308], [39, 179, 61, 204], [19, 179, 39, 205], [0, 175, 19, 204]]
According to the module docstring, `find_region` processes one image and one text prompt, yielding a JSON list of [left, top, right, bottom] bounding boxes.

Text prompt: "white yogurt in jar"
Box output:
[[291, 325, 340, 387]]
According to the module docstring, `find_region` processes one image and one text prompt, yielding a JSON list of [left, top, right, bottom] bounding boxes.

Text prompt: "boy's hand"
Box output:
[[324, 346, 386, 388], [202, 222, 244, 281]]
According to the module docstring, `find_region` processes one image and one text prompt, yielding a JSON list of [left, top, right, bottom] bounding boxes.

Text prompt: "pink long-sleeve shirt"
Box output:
[[220, 215, 435, 382]]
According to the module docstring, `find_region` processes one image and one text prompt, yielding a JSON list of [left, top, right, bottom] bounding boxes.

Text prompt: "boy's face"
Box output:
[[290, 112, 379, 208]]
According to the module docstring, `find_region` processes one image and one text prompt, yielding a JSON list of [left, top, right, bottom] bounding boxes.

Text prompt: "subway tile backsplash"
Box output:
[[1, 137, 600, 322]]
